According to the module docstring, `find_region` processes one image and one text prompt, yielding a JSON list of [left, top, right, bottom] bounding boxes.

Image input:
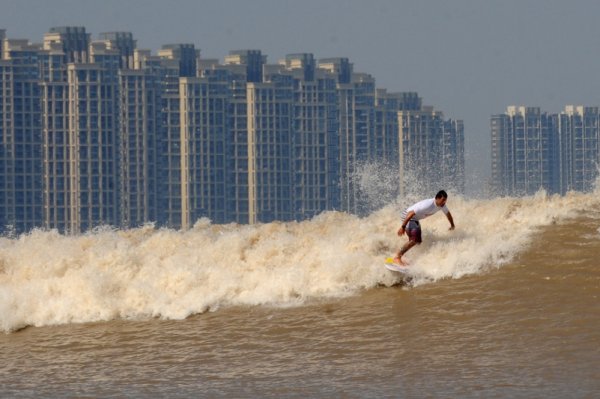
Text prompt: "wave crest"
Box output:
[[1, 190, 596, 332]]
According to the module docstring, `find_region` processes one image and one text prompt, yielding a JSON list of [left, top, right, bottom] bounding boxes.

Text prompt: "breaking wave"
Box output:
[[1, 187, 598, 332]]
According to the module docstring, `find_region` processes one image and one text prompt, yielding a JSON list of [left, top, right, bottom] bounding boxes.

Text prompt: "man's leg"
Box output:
[[395, 240, 417, 265]]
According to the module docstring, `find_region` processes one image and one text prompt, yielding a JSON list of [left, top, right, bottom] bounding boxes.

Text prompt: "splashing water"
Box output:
[[351, 160, 401, 212], [1, 187, 597, 332]]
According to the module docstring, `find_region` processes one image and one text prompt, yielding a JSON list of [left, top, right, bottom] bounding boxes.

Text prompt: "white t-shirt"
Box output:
[[401, 198, 449, 222]]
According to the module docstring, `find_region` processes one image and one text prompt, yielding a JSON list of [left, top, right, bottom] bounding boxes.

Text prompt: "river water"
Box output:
[[1, 191, 599, 397]]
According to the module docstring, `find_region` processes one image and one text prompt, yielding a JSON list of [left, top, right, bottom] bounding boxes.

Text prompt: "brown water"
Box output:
[[2, 212, 599, 398]]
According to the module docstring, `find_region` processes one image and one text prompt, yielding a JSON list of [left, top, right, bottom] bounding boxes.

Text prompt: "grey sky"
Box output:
[[4, 0, 600, 194]]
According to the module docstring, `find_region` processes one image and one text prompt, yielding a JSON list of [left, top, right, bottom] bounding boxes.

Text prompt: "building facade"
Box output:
[[36, 27, 122, 233], [179, 75, 229, 228], [398, 106, 465, 197], [280, 54, 340, 220], [490, 105, 600, 196], [318, 58, 378, 214], [246, 78, 294, 224], [0, 39, 43, 233], [0, 26, 466, 234], [558, 106, 600, 193], [491, 106, 559, 196], [119, 69, 161, 228]]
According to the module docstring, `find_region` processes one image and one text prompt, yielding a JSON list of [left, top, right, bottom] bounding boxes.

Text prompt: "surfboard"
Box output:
[[384, 257, 410, 274]]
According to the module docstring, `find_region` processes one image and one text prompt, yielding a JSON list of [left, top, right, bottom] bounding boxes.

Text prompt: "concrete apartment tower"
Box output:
[[0, 36, 43, 233], [179, 73, 229, 228], [117, 39, 163, 228], [246, 64, 294, 223], [398, 106, 465, 198], [220, 50, 267, 224], [99, 32, 137, 70], [558, 106, 600, 193], [319, 58, 376, 215], [1, 26, 468, 233], [43, 26, 90, 63], [155, 43, 199, 228], [280, 53, 340, 219], [38, 27, 120, 233], [491, 106, 558, 196]]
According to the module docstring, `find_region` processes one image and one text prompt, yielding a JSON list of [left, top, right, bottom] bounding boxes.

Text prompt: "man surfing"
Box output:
[[394, 190, 455, 266]]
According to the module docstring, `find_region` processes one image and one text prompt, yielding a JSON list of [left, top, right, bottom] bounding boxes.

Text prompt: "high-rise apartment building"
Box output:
[[219, 50, 267, 224], [99, 32, 136, 70], [280, 54, 340, 219], [67, 45, 120, 232], [43, 26, 90, 63], [179, 74, 229, 228], [155, 44, 199, 228], [398, 106, 465, 197], [442, 119, 465, 193], [374, 90, 420, 164], [37, 28, 121, 233], [558, 106, 599, 193], [1, 26, 466, 234], [39, 36, 70, 231], [225, 50, 266, 83], [0, 39, 43, 233], [158, 44, 199, 78], [318, 58, 376, 214], [246, 74, 294, 223], [119, 68, 161, 228], [491, 106, 558, 196]]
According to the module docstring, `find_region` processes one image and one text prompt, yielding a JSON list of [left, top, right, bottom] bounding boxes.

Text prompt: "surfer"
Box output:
[[394, 190, 455, 266]]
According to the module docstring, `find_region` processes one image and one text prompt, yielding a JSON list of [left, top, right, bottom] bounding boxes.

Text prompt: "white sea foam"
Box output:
[[0, 190, 597, 332]]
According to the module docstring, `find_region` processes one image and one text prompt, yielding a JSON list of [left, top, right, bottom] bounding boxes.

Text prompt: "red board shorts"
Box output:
[[406, 220, 422, 243]]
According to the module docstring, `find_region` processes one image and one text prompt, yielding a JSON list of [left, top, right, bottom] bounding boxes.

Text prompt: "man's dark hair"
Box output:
[[435, 190, 448, 199]]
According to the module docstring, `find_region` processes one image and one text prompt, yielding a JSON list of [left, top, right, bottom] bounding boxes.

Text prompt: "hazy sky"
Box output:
[[4, 0, 600, 193]]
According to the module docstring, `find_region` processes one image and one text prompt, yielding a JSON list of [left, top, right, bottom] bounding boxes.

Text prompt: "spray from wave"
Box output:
[[1, 187, 598, 332], [350, 159, 459, 215], [351, 160, 401, 213]]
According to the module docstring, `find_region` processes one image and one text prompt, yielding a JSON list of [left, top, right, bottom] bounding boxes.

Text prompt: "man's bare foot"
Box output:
[[393, 257, 408, 266]]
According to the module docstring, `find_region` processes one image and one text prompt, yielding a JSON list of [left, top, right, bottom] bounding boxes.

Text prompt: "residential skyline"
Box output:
[[491, 105, 600, 197], [3, 21, 600, 234], [0, 25, 465, 234], [5, 0, 600, 195]]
